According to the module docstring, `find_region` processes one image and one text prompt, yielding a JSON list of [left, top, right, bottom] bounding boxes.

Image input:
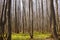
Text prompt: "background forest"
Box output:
[[0, 0, 60, 40]]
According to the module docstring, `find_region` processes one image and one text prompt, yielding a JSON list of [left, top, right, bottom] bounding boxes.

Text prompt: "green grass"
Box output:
[[12, 32, 51, 40]]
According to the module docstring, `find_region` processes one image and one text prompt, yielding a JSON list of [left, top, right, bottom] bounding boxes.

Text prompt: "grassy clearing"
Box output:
[[12, 32, 51, 40], [12, 33, 30, 40]]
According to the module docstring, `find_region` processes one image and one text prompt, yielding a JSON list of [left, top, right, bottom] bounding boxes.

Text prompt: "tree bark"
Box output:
[[50, 0, 59, 40], [41, 0, 44, 33], [0, 0, 7, 40], [7, 0, 11, 40]]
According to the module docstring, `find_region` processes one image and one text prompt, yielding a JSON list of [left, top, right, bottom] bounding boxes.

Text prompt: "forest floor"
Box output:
[[12, 32, 53, 40]]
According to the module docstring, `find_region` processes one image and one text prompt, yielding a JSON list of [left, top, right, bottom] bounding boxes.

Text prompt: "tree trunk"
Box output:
[[55, 0, 59, 32], [15, 0, 19, 33], [7, 0, 11, 40], [0, 0, 7, 40], [41, 0, 44, 33], [29, 0, 33, 38], [50, 0, 59, 40]]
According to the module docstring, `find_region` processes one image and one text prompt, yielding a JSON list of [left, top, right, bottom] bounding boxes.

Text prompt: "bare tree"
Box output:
[[0, 0, 7, 40], [46, 0, 50, 32], [38, 0, 41, 32], [41, 0, 44, 33], [22, 0, 26, 33], [50, 0, 59, 40], [7, 0, 11, 40], [18, 0, 21, 32], [15, 0, 19, 33], [29, 0, 33, 38], [55, 0, 59, 32], [35, 0, 37, 32], [31, 0, 33, 38]]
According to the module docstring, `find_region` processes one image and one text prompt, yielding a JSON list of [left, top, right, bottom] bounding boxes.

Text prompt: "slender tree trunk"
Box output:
[[0, 0, 7, 40], [7, 0, 11, 40], [31, 0, 33, 38], [55, 0, 59, 32], [38, 0, 41, 32], [41, 0, 44, 33], [18, 0, 21, 32], [15, 0, 19, 33], [28, 0, 30, 35], [22, 0, 26, 33], [46, 0, 49, 32], [29, 0, 33, 38]]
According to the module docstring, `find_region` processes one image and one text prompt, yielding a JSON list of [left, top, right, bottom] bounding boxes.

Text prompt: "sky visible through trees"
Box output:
[[0, 0, 58, 16], [0, 0, 60, 16], [11, 0, 60, 15]]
